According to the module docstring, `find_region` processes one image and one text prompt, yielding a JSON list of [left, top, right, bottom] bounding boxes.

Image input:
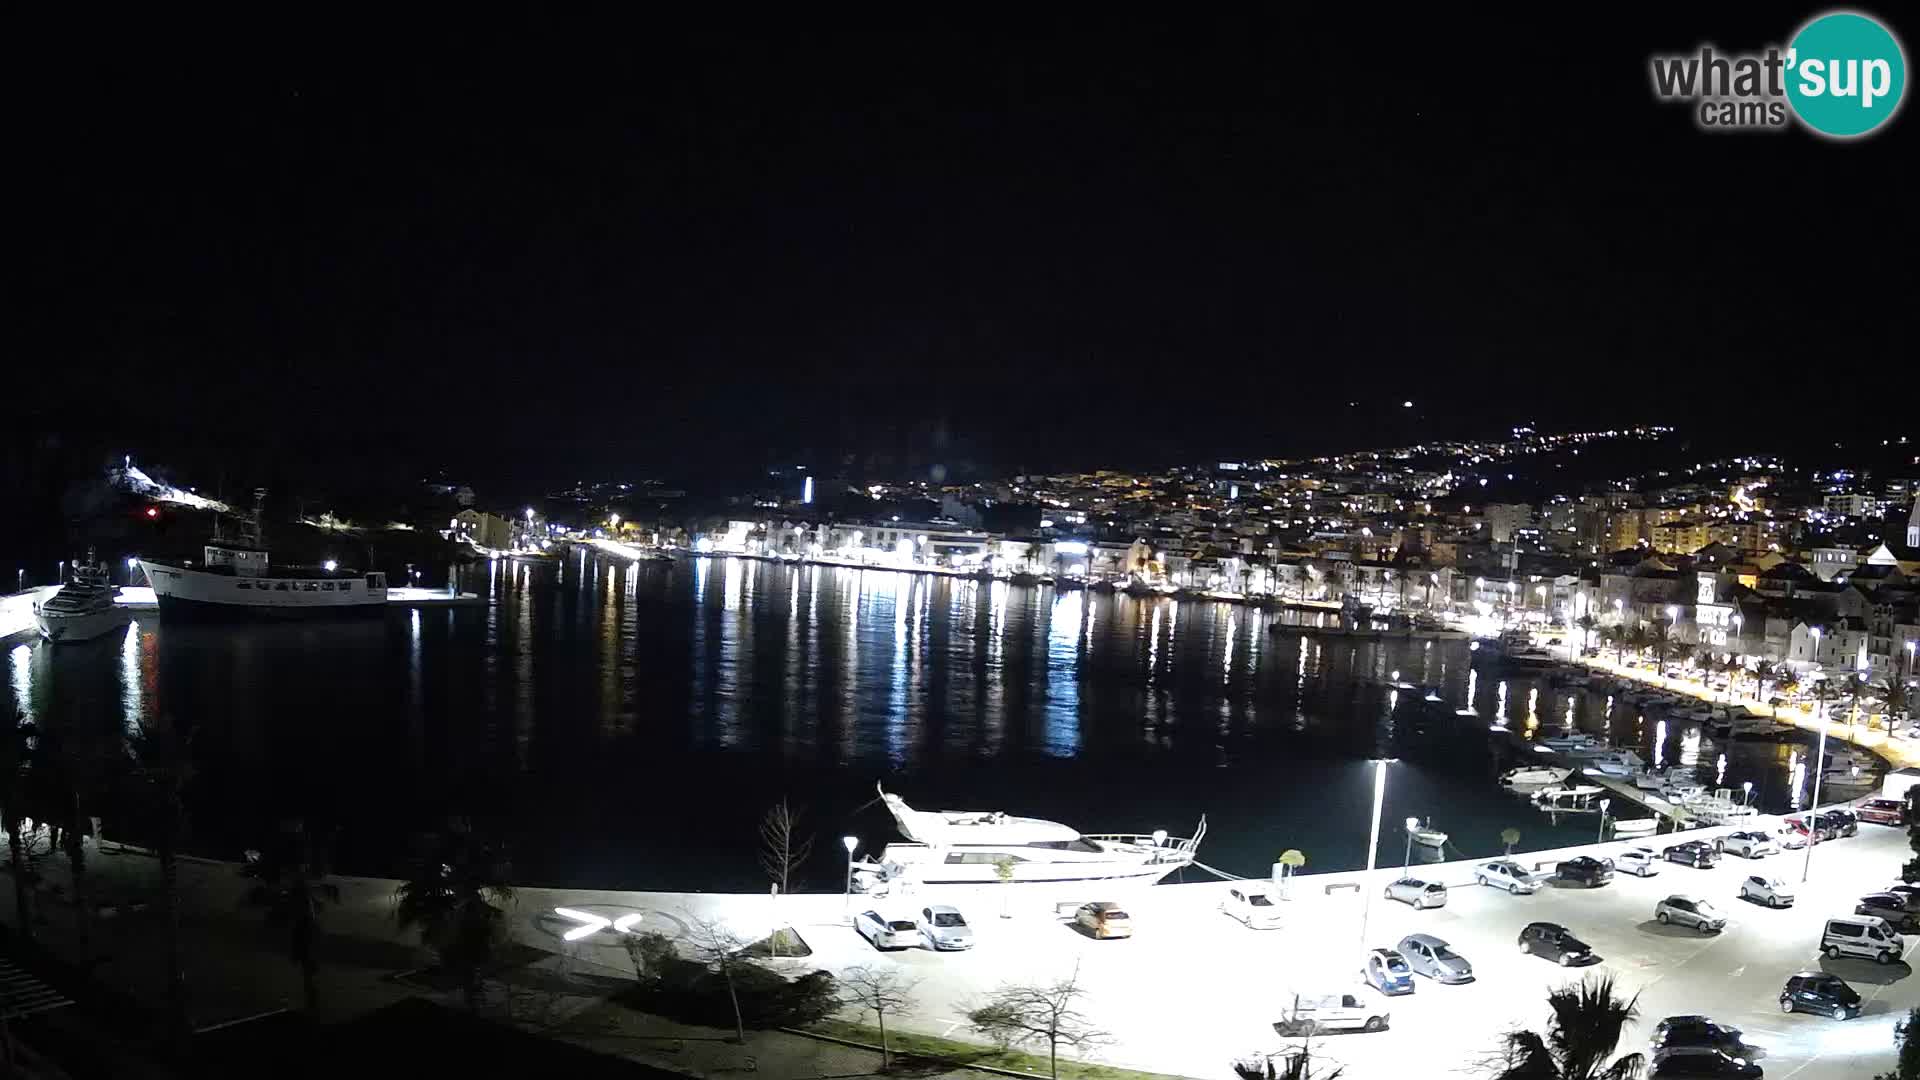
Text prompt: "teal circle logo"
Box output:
[[1785, 11, 1907, 137]]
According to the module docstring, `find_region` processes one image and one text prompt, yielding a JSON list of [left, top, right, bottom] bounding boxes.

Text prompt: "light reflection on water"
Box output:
[[0, 553, 1850, 890]]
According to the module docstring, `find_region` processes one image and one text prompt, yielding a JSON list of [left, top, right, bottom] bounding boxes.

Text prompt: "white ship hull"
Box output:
[[140, 561, 387, 620], [35, 605, 133, 643]]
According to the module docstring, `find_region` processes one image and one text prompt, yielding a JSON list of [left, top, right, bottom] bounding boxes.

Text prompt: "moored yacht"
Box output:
[[854, 785, 1205, 889], [1501, 764, 1574, 787], [32, 551, 132, 643]]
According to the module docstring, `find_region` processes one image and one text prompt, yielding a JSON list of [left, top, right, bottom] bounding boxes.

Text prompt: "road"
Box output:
[[530, 818, 1916, 1078]]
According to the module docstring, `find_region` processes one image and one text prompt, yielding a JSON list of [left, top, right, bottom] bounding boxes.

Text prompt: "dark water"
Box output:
[[3, 550, 1840, 892]]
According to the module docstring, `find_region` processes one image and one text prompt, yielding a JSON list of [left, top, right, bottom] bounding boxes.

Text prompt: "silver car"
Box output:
[[1395, 933, 1474, 984], [1739, 875, 1794, 908], [1614, 846, 1661, 878], [1384, 877, 1448, 909], [919, 905, 974, 950], [1474, 860, 1540, 894], [1718, 830, 1776, 859], [1656, 895, 1727, 933]]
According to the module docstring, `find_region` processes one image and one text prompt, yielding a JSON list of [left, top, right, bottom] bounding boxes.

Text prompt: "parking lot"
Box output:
[[768, 820, 1917, 1078]]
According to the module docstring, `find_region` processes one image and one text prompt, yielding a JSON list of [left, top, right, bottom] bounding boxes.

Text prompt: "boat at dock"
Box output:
[[1500, 765, 1574, 788], [854, 784, 1205, 890], [1532, 784, 1607, 811], [138, 490, 388, 621], [1566, 749, 1647, 777], [1609, 818, 1659, 837], [1410, 819, 1448, 848], [31, 551, 132, 643]]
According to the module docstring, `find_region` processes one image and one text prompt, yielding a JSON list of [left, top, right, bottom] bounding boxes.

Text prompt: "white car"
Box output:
[[1221, 885, 1285, 929], [1739, 875, 1794, 908], [1771, 825, 1809, 851], [1474, 860, 1542, 895], [853, 910, 921, 950], [1718, 830, 1776, 859], [1615, 846, 1662, 878], [919, 905, 975, 950]]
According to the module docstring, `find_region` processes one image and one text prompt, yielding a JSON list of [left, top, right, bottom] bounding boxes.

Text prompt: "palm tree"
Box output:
[[1648, 619, 1674, 680], [394, 818, 516, 1011], [128, 713, 194, 1034], [1501, 828, 1521, 856], [1275, 849, 1306, 897], [244, 819, 340, 1012], [1575, 614, 1598, 660], [32, 722, 111, 956], [1294, 561, 1314, 602], [1877, 676, 1911, 730], [1491, 975, 1645, 1080], [1602, 625, 1625, 667], [0, 709, 35, 942]]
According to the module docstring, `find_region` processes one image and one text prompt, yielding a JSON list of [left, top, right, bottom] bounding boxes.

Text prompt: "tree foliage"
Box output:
[[243, 818, 341, 1011], [1489, 975, 1644, 1080], [968, 967, 1109, 1080], [393, 817, 515, 1011]]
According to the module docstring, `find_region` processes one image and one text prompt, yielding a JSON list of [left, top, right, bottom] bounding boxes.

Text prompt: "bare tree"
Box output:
[[684, 916, 752, 1044], [968, 967, 1110, 1080], [841, 965, 920, 1070], [758, 798, 815, 895]]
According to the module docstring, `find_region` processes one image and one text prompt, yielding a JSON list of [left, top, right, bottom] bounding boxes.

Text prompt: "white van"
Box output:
[[1822, 916, 1905, 964], [1272, 989, 1390, 1036]]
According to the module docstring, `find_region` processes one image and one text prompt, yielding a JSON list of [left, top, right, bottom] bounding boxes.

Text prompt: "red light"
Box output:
[[145, 507, 159, 519]]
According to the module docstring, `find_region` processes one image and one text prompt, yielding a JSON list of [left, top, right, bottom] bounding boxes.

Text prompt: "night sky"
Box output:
[[22, 10, 1915, 489]]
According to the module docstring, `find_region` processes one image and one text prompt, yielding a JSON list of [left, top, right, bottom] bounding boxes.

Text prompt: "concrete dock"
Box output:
[[0, 584, 484, 645]]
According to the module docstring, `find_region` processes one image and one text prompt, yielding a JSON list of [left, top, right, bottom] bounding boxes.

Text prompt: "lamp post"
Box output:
[[841, 835, 859, 911], [1742, 780, 1753, 808], [1356, 759, 1393, 952], [1801, 704, 1829, 885], [1402, 817, 1420, 871], [1811, 626, 1822, 673], [1598, 798, 1611, 841], [1908, 640, 1916, 679]]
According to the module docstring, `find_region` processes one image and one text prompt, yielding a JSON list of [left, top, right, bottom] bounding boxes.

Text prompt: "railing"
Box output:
[[1085, 816, 1208, 861]]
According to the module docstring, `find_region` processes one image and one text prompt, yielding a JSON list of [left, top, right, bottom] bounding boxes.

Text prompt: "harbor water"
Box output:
[[2, 549, 1844, 892]]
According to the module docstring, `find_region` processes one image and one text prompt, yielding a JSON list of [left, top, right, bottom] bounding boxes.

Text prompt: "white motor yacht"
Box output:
[[1570, 749, 1646, 777], [32, 551, 132, 643], [1501, 765, 1574, 787], [856, 785, 1204, 889]]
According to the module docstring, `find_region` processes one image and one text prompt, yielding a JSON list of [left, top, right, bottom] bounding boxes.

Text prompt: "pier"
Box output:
[[0, 584, 485, 645]]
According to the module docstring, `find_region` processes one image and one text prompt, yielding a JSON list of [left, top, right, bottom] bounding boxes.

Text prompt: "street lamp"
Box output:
[[841, 835, 859, 910], [1598, 798, 1611, 841], [1356, 759, 1394, 952], [1802, 703, 1830, 885], [1742, 780, 1753, 807], [1908, 640, 1917, 679], [1811, 626, 1822, 669], [1402, 816, 1420, 871]]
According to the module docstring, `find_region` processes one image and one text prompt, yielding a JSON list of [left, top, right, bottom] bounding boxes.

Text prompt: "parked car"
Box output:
[[1395, 934, 1474, 984], [1817, 809, 1859, 837], [1853, 895, 1920, 933], [1072, 902, 1133, 939], [1779, 971, 1862, 1019], [1771, 823, 1809, 850], [1785, 815, 1833, 842], [1361, 948, 1415, 996], [1717, 831, 1775, 859], [1656, 895, 1727, 933], [1517, 921, 1595, 966], [1616, 846, 1663, 878], [1271, 989, 1390, 1036], [919, 905, 974, 950], [1824, 915, 1905, 962], [1738, 875, 1794, 908], [1887, 883, 1920, 908], [1857, 798, 1907, 826], [1556, 855, 1614, 887], [1474, 860, 1541, 894], [1384, 876, 1448, 909], [1664, 841, 1719, 868], [854, 910, 921, 950], [1650, 1045, 1761, 1077], [1220, 885, 1284, 929], [1652, 1015, 1744, 1053]]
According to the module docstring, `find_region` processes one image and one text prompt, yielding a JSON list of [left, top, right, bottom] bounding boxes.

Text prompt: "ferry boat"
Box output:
[[854, 785, 1204, 889], [32, 551, 132, 643], [138, 491, 388, 621]]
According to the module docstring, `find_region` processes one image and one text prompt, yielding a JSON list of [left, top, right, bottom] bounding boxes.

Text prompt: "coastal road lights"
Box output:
[[1908, 640, 1917, 679], [841, 835, 859, 911], [1356, 758, 1395, 954]]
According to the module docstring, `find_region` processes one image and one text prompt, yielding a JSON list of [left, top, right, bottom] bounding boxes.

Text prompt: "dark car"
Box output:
[[1858, 799, 1907, 827], [1517, 921, 1595, 967], [1652, 1015, 1743, 1054], [1779, 972, 1861, 1019], [1821, 808, 1859, 837], [1651, 1045, 1762, 1077], [1556, 856, 1614, 887], [1664, 841, 1719, 868], [1854, 893, 1920, 931]]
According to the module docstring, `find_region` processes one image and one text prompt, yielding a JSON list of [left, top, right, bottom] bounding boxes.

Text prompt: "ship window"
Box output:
[[1024, 838, 1104, 854], [304, 583, 318, 591], [321, 582, 334, 591], [276, 582, 290, 591], [339, 582, 351, 593]]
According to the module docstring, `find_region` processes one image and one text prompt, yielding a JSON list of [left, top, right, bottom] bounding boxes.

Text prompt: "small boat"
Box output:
[[1410, 819, 1448, 848], [1532, 784, 1606, 811], [32, 550, 132, 643], [1538, 733, 1608, 754], [1610, 818, 1659, 837], [1570, 749, 1646, 777], [1502, 765, 1574, 787]]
